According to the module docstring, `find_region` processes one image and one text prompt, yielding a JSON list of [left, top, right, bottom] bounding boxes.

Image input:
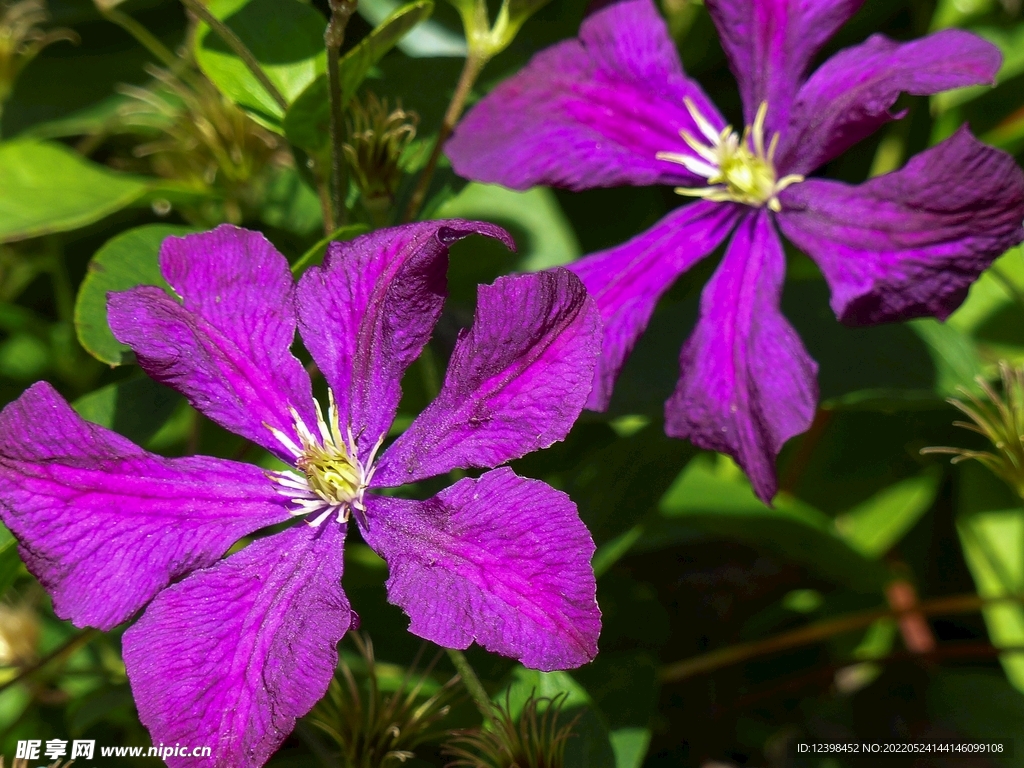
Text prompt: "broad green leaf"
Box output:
[[834, 468, 942, 558], [284, 0, 434, 155], [910, 317, 985, 396], [437, 182, 580, 271], [358, 0, 466, 57], [947, 245, 1024, 361], [74, 224, 196, 366], [650, 454, 892, 592], [0, 140, 149, 243], [573, 650, 657, 768], [957, 462, 1024, 692], [609, 728, 651, 768], [194, 0, 328, 126], [73, 377, 182, 446]]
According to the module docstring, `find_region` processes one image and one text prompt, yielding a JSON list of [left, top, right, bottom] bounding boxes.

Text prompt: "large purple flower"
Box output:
[[446, 0, 1024, 502], [0, 223, 602, 767]]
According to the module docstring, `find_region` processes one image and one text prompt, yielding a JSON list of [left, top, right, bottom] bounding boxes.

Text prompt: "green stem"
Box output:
[[446, 648, 493, 721], [660, 591, 1024, 683], [100, 6, 180, 70], [290, 223, 368, 275], [0, 629, 98, 695], [178, 0, 287, 112], [324, 0, 358, 226], [403, 52, 486, 222]]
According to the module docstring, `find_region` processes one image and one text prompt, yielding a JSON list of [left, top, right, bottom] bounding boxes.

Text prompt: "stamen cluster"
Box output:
[[656, 100, 803, 211], [268, 390, 381, 526]]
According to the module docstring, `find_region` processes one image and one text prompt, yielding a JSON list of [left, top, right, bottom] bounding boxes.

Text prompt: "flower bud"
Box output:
[[343, 92, 418, 213], [922, 361, 1024, 498]]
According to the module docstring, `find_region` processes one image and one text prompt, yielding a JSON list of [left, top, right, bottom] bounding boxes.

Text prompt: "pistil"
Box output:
[[656, 100, 803, 212]]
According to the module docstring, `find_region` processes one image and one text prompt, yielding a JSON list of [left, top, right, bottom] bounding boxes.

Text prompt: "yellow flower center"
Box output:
[[656, 100, 804, 212], [267, 390, 380, 526]]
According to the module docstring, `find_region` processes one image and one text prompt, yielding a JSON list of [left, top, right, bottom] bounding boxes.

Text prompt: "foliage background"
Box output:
[[2, 0, 1024, 765]]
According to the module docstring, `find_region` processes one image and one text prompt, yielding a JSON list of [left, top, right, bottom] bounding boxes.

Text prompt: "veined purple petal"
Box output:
[[777, 127, 1024, 325], [108, 226, 314, 462], [359, 468, 599, 671], [124, 522, 351, 768], [374, 270, 600, 487], [666, 211, 818, 504], [780, 31, 1001, 175], [296, 221, 513, 457], [0, 382, 291, 630], [569, 201, 742, 411], [705, 0, 863, 133], [447, 0, 723, 191]]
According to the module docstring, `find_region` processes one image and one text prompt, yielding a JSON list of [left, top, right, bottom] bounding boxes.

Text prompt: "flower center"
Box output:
[[656, 100, 803, 212], [267, 390, 380, 526]]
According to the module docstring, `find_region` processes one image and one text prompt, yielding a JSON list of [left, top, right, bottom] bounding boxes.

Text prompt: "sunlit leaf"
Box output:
[[652, 454, 892, 592], [957, 462, 1024, 692], [359, 0, 465, 57], [0, 140, 149, 243], [194, 0, 328, 126], [74, 224, 196, 366], [834, 468, 942, 558]]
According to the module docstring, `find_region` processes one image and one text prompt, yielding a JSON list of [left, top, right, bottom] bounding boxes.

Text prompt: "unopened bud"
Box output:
[[343, 92, 418, 208]]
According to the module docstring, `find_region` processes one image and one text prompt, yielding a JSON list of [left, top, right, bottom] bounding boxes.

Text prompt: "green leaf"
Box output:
[[74, 224, 197, 366], [834, 468, 942, 558], [957, 462, 1024, 692], [194, 0, 328, 126], [437, 182, 580, 271], [0, 140, 149, 243], [73, 377, 182, 446], [358, 0, 465, 57], [609, 728, 651, 768], [284, 0, 434, 156], [651, 454, 892, 592], [909, 317, 985, 396]]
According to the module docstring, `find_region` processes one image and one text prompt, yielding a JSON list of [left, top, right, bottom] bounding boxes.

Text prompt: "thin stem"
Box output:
[[324, 0, 358, 226], [178, 0, 287, 112], [0, 629, 98, 695], [445, 648, 493, 721], [659, 591, 1024, 683], [403, 53, 486, 222], [100, 6, 180, 70]]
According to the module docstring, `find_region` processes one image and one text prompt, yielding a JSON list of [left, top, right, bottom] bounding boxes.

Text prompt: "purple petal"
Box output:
[[296, 221, 513, 456], [108, 225, 314, 461], [705, 0, 863, 133], [569, 200, 742, 411], [373, 270, 600, 487], [0, 382, 291, 630], [780, 31, 1001, 175], [359, 468, 599, 671], [446, 0, 723, 191], [124, 522, 351, 768], [777, 127, 1024, 325], [665, 211, 818, 504]]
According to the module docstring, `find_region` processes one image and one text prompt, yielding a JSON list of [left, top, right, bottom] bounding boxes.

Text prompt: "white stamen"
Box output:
[[659, 99, 804, 210]]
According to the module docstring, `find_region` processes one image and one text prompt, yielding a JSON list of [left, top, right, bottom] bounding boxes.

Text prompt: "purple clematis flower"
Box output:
[[0, 222, 602, 768], [446, 0, 1024, 503]]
